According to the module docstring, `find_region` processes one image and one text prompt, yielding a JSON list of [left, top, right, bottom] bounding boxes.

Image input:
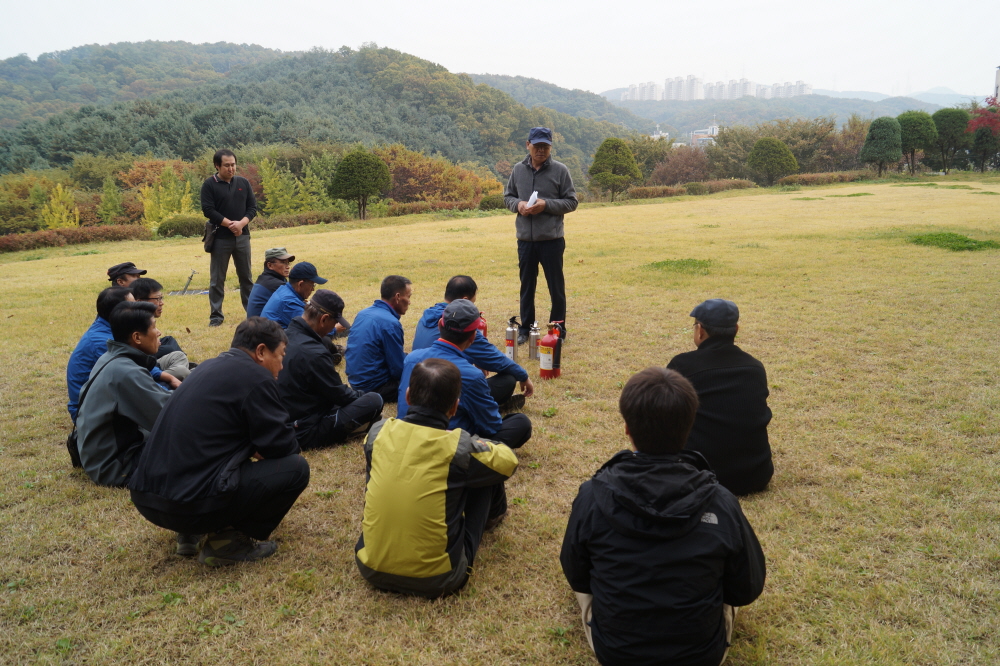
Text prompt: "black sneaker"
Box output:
[[517, 333, 529, 345], [198, 529, 278, 566], [499, 394, 526, 414], [175, 533, 204, 557]]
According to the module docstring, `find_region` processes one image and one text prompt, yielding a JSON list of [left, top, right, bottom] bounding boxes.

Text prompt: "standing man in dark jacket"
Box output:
[[129, 317, 310, 566], [503, 127, 578, 343], [246, 247, 294, 318], [560, 367, 766, 666], [278, 290, 383, 449], [667, 299, 774, 496], [201, 149, 257, 327]]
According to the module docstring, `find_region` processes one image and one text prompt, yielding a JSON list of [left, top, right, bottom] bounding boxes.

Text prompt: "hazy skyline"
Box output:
[[2, 0, 997, 98]]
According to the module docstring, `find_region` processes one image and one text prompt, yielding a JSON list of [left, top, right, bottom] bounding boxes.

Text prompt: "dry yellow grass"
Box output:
[[2, 179, 999, 664]]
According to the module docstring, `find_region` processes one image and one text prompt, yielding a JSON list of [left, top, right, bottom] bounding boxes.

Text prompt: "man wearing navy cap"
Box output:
[[504, 127, 578, 344], [261, 262, 343, 333], [667, 299, 774, 495]]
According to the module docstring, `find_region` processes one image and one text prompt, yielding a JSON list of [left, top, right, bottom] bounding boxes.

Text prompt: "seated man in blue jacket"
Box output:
[[260, 261, 327, 329], [398, 299, 532, 449], [246, 247, 293, 318], [278, 290, 383, 449], [560, 367, 766, 666], [413, 275, 533, 410], [345, 275, 412, 402]]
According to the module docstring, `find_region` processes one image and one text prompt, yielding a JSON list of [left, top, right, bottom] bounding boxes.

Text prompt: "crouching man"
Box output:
[[76, 302, 171, 486], [129, 317, 310, 566], [356, 358, 517, 598], [560, 367, 766, 666], [278, 290, 383, 448]]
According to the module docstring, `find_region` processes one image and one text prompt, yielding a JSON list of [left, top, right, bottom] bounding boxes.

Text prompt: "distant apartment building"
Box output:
[[623, 75, 812, 101], [690, 124, 720, 147]]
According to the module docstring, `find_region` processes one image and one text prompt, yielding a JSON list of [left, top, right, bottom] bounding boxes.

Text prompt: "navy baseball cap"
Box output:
[[690, 299, 739, 328], [289, 261, 328, 284], [439, 299, 481, 333], [528, 127, 553, 145]]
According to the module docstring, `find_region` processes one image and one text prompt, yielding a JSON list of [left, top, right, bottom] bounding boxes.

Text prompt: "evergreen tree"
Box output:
[[97, 176, 123, 224], [139, 167, 194, 227], [897, 111, 938, 175], [970, 126, 1000, 173], [329, 149, 390, 220], [40, 183, 80, 229], [625, 135, 673, 181], [588, 138, 642, 202], [931, 108, 972, 174], [859, 117, 902, 177], [746, 137, 798, 186], [259, 158, 301, 215]]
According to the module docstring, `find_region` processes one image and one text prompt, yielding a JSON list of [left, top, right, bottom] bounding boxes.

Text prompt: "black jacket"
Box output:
[[560, 450, 766, 666], [667, 337, 773, 495], [129, 349, 299, 514], [278, 318, 365, 437]]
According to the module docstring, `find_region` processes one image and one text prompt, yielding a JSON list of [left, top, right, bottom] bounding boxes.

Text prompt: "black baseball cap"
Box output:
[[107, 262, 146, 282], [528, 127, 553, 145], [690, 299, 740, 328], [310, 289, 350, 329], [439, 299, 481, 333], [289, 261, 328, 284]]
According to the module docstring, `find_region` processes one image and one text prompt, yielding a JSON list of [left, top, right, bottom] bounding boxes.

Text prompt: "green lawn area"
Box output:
[[1, 179, 999, 664]]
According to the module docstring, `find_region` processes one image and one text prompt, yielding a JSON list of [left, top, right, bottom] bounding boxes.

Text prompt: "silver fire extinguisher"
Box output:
[[505, 316, 519, 362], [528, 321, 540, 361]]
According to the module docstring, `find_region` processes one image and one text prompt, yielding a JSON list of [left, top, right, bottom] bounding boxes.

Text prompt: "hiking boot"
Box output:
[[198, 529, 278, 566], [175, 533, 204, 557], [517, 333, 529, 346], [208, 319, 223, 327], [485, 510, 509, 532], [499, 394, 526, 414]]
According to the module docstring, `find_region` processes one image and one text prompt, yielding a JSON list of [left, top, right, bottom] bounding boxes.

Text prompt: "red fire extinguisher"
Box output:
[[538, 321, 564, 379]]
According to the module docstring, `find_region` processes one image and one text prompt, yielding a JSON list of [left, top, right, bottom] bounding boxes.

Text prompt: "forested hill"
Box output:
[[469, 74, 659, 134], [0, 45, 628, 179], [611, 95, 943, 134], [0, 41, 293, 128]]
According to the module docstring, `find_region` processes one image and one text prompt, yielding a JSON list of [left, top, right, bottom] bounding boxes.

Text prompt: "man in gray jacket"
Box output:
[[76, 302, 170, 487], [503, 127, 578, 343]]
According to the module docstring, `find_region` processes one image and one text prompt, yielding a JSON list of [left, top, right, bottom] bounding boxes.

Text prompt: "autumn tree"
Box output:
[[41, 183, 80, 229], [967, 97, 1000, 173], [97, 176, 123, 224], [931, 108, 972, 174], [859, 117, 902, 177], [588, 138, 642, 202], [746, 138, 798, 185], [625, 135, 674, 182], [648, 145, 710, 185], [329, 149, 391, 219]]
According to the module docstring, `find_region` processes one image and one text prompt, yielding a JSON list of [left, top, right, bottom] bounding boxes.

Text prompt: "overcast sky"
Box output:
[[2, 0, 997, 97]]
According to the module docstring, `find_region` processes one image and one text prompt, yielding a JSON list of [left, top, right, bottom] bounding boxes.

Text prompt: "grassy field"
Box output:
[[2, 178, 999, 665]]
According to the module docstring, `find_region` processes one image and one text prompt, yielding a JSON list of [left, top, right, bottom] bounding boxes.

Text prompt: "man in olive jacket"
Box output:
[[503, 127, 578, 343]]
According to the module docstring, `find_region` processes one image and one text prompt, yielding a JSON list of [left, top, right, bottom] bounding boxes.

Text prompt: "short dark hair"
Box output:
[[96, 287, 132, 320], [231, 316, 287, 352], [130, 277, 163, 301], [438, 325, 476, 347], [444, 275, 477, 301], [697, 320, 737, 340], [213, 149, 236, 168], [619, 367, 699, 454], [109, 302, 157, 343], [380, 275, 412, 301], [408, 358, 461, 414]]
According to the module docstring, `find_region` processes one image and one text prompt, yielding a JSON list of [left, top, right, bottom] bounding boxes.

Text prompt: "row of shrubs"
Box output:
[[0, 224, 153, 254], [386, 200, 480, 217], [628, 180, 757, 200], [157, 210, 352, 238], [776, 171, 870, 186]]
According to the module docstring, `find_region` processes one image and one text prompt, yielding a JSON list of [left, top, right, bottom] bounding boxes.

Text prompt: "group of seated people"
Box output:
[[66, 252, 774, 665]]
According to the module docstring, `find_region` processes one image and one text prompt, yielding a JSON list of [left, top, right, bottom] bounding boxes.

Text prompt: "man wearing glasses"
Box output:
[[247, 247, 294, 318]]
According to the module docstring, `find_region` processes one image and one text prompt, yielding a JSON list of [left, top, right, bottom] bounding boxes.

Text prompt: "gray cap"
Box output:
[[440, 299, 481, 333], [264, 247, 294, 262], [690, 299, 739, 328]]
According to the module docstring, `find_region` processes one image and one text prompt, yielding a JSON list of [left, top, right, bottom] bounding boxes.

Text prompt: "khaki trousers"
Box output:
[[574, 592, 736, 665]]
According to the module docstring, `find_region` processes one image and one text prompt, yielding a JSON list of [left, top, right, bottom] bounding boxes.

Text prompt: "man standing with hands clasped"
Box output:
[[202, 149, 257, 327], [504, 127, 578, 344]]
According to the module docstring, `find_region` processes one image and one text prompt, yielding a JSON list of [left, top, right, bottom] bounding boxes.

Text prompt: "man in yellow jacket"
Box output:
[[355, 357, 518, 598]]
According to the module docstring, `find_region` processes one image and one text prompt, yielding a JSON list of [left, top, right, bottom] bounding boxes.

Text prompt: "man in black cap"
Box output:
[[278, 290, 383, 449], [201, 148, 257, 327], [503, 126, 578, 344], [667, 299, 774, 495], [107, 262, 146, 288], [260, 262, 343, 333], [247, 247, 294, 318]]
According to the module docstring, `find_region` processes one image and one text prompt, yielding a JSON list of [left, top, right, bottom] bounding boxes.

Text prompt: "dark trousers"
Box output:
[[518, 237, 566, 335], [298, 393, 384, 450], [133, 455, 310, 541], [492, 413, 532, 449], [487, 372, 518, 406], [374, 379, 400, 404], [209, 234, 254, 323], [459, 482, 508, 586]]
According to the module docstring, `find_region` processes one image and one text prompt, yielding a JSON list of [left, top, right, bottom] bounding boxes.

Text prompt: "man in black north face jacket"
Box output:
[[560, 367, 766, 666]]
